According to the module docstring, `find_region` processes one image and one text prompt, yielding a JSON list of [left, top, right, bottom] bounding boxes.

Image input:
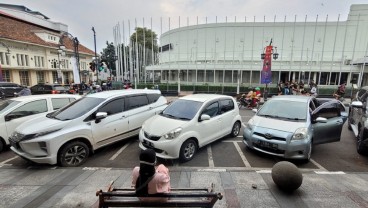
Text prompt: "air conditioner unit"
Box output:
[[344, 59, 351, 65]]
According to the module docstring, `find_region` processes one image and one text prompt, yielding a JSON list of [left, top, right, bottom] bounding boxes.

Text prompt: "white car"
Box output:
[[0, 94, 80, 152], [139, 94, 242, 162], [9, 89, 167, 167]]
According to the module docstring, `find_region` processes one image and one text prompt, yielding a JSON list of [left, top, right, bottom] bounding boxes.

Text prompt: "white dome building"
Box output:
[[146, 4, 368, 90]]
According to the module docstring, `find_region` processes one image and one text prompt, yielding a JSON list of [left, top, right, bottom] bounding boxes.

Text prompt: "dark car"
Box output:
[[30, 84, 71, 95], [0, 82, 24, 98], [348, 86, 368, 155]]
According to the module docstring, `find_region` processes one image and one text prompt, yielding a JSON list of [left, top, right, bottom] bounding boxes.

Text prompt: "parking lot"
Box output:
[[1, 107, 368, 172]]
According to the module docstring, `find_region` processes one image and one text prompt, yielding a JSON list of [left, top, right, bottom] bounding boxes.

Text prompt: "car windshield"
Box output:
[[50, 97, 105, 121], [161, 99, 203, 120], [257, 100, 307, 121], [0, 100, 21, 114], [55, 86, 69, 90]]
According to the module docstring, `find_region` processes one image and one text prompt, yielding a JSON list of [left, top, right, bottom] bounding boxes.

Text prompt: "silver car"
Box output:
[[243, 95, 347, 162]]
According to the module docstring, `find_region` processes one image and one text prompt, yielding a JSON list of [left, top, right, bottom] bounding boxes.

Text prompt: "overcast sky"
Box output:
[[3, 0, 368, 53]]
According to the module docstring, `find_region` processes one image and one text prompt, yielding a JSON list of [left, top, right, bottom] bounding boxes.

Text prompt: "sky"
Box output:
[[2, 0, 368, 53]]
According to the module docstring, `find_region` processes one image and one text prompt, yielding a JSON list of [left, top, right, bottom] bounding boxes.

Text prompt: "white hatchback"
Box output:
[[0, 94, 80, 152], [9, 89, 167, 166], [139, 94, 242, 162]]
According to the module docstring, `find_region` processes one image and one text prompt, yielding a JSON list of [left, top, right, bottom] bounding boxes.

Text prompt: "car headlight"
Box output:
[[291, 127, 308, 141], [23, 129, 61, 141], [246, 119, 254, 131], [163, 128, 182, 140]]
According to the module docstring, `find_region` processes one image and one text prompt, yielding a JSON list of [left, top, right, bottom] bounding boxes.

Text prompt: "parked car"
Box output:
[[243, 95, 348, 162], [30, 84, 71, 94], [9, 89, 167, 166], [139, 94, 242, 162], [348, 86, 368, 155], [0, 82, 24, 98], [0, 94, 81, 152]]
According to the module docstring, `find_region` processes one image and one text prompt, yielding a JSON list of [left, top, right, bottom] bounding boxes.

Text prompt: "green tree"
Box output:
[[130, 27, 158, 52], [100, 41, 116, 76]]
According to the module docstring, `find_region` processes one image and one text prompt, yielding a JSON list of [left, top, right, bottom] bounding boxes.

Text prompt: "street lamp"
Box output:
[[59, 32, 83, 95], [92, 27, 99, 83], [0, 41, 11, 82]]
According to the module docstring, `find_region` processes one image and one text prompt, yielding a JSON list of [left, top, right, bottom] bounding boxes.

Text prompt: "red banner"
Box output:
[[261, 45, 273, 84]]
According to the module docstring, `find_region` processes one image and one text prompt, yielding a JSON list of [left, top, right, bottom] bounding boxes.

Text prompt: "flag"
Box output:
[[261, 45, 273, 84]]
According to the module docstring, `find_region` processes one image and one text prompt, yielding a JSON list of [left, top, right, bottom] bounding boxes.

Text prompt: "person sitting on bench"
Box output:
[[131, 149, 171, 199]]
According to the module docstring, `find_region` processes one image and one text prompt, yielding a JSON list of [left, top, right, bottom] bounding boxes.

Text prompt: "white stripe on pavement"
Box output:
[[109, 142, 131, 160], [207, 146, 215, 168], [0, 156, 18, 165], [233, 141, 252, 167], [315, 171, 345, 174], [310, 159, 327, 171]]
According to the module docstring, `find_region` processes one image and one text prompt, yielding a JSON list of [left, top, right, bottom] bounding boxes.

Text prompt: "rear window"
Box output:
[[54, 86, 69, 90], [147, 94, 160, 104]]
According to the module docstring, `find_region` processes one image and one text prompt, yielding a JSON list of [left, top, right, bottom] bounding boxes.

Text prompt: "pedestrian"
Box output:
[[283, 82, 290, 95], [277, 81, 283, 95], [310, 84, 318, 97], [17, 86, 31, 96], [131, 149, 171, 198], [333, 81, 346, 100]]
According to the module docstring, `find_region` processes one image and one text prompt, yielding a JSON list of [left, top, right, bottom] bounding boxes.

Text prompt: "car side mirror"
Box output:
[[200, 114, 211, 121], [4, 114, 17, 121], [351, 101, 363, 108], [95, 112, 107, 123], [252, 109, 257, 113], [315, 117, 327, 123]]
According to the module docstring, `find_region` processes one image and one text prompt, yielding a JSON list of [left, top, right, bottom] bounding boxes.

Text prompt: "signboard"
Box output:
[[71, 57, 80, 84], [261, 45, 273, 84]]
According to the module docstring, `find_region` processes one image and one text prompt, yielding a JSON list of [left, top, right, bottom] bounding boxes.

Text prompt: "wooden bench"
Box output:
[[94, 181, 223, 208]]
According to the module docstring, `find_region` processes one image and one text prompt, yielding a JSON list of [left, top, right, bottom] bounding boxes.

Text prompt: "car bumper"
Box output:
[[10, 146, 57, 164], [138, 129, 181, 159], [243, 127, 311, 160]]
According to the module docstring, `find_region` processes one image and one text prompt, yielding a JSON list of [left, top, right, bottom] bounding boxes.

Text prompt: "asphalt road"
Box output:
[[1, 108, 367, 172]]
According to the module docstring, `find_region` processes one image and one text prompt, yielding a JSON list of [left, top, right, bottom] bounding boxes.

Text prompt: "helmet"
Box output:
[[255, 87, 260, 90]]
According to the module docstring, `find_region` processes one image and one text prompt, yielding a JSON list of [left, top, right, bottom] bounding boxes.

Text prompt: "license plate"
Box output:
[[142, 139, 154, 148], [258, 141, 278, 149]]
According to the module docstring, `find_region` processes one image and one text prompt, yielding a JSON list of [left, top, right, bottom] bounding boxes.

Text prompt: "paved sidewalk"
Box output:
[[0, 167, 367, 207]]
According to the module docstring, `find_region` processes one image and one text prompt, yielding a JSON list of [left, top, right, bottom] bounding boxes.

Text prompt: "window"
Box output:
[[16, 54, 29, 66], [19, 71, 30, 86], [98, 98, 125, 115], [202, 102, 219, 117], [147, 94, 160, 103], [127, 95, 149, 110], [63, 72, 70, 84], [1, 70, 11, 82], [36, 71, 45, 83], [219, 99, 234, 114], [9, 99, 48, 119], [51, 59, 57, 68], [34, 56, 45, 67], [51, 98, 76, 110], [52, 71, 58, 83], [0, 52, 10, 65]]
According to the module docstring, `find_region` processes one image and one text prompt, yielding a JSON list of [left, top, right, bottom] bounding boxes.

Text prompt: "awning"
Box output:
[[352, 56, 368, 65]]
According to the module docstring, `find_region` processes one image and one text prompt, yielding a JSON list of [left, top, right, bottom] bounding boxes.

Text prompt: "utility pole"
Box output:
[[92, 27, 98, 83]]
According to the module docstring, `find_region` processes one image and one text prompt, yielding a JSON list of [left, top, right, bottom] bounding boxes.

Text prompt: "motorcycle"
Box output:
[[238, 95, 259, 109]]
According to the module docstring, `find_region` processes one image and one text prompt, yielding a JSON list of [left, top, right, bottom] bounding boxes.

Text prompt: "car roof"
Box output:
[[179, 94, 232, 102], [269, 95, 311, 103], [85, 89, 162, 99], [8, 94, 81, 102]]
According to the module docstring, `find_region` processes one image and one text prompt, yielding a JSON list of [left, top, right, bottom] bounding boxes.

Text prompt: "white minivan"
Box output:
[[10, 89, 167, 167], [0, 94, 80, 152]]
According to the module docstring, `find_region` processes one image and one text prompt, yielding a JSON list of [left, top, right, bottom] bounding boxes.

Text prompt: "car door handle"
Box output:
[[336, 120, 343, 124], [121, 115, 126, 119]]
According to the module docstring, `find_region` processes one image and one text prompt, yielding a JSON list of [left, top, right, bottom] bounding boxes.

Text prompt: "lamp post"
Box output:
[[59, 33, 83, 95], [261, 39, 279, 101], [92, 27, 99, 83], [0, 41, 11, 82]]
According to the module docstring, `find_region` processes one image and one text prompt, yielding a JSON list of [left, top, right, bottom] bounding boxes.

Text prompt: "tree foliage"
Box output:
[[130, 27, 158, 52], [100, 41, 116, 74]]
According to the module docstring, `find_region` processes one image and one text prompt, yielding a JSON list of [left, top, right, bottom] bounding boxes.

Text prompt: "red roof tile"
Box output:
[[0, 12, 94, 55]]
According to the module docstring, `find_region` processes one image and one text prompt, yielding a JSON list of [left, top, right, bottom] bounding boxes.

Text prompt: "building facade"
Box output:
[[0, 4, 95, 86], [145, 4, 368, 89]]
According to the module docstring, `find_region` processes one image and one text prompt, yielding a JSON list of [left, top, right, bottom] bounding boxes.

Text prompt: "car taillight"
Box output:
[[52, 90, 60, 94]]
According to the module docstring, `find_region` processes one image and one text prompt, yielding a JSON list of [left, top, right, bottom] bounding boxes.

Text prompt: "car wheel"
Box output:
[[230, 121, 241, 137], [0, 139, 4, 152], [347, 115, 353, 131], [58, 141, 89, 167], [357, 128, 368, 155], [179, 139, 197, 162]]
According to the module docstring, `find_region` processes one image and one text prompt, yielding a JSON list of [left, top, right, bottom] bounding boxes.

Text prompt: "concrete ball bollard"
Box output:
[[271, 161, 303, 192]]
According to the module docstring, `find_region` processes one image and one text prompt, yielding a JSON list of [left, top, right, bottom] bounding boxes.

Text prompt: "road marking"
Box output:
[[233, 141, 252, 167], [207, 146, 215, 168], [310, 158, 327, 171], [315, 171, 345, 174], [0, 156, 18, 165], [109, 142, 130, 160], [197, 168, 226, 172]]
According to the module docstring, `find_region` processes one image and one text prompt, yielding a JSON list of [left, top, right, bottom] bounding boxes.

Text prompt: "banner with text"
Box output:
[[261, 45, 273, 84]]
